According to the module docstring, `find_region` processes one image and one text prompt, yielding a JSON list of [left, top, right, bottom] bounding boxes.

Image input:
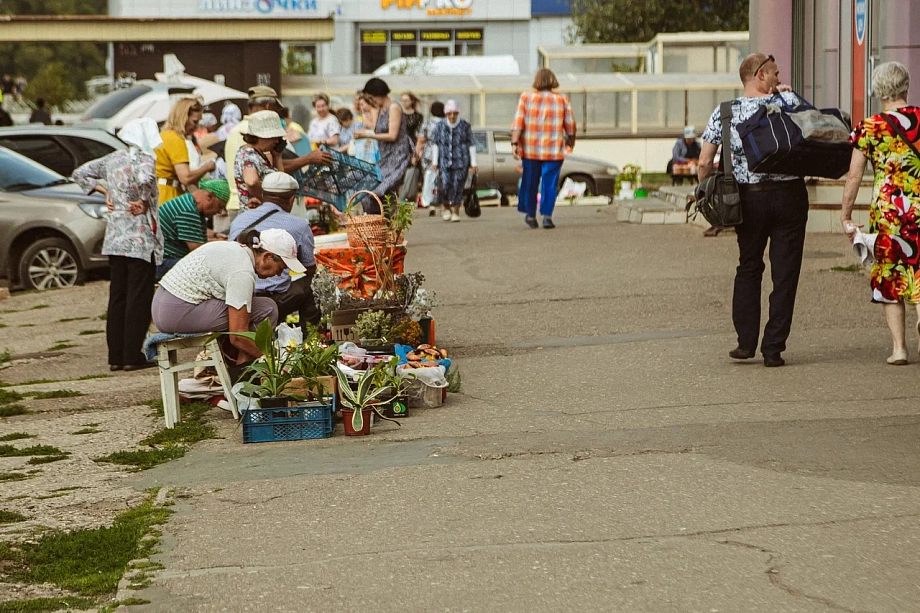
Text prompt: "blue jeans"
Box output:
[[517, 158, 563, 218], [155, 258, 180, 282]]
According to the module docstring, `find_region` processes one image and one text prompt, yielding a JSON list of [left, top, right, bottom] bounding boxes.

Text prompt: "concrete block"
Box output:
[[642, 212, 666, 225], [664, 211, 688, 224]]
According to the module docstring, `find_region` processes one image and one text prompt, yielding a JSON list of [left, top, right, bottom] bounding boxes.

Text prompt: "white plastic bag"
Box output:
[[560, 177, 587, 199]]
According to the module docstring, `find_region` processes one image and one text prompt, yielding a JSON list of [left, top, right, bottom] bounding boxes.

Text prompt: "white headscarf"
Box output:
[[117, 118, 163, 155], [217, 103, 243, 141]]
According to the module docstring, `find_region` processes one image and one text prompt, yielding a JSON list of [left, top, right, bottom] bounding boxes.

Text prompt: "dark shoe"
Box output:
[[428, 208, 436, 216], [123, 362, 157, 372], [703, 226, 724, 237], [763, 354, 785, 368], [525, 216, 539, 229], [728, 347, 755, 360], [543, 217, 556, 229], [109, 364, 123, 372]]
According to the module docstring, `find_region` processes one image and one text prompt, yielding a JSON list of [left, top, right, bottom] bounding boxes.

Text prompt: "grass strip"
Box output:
[[95, 401, 217, 472], [26, 455, 68, 465], [71, 428, 101, 435], [77, 330, 104, 336], [0, 510, 28, 524], [0, 389, 24, 404], [0, 472, 31, 483], [0, 445, 66, 458], [0, 405, 30, 418], [24, 390, 84, 400], [0, 596, 98, 613], [45, 343, 77, 352], [57, 317, 90, 323], [0, 498, 171, 597], [0, 433, 33, 442]]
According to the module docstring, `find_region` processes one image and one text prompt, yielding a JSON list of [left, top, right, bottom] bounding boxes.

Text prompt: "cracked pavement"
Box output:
[[124, 207, 920, 612]]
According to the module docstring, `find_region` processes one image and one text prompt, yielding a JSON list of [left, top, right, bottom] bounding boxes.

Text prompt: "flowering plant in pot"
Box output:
[[333, 365, 401, 435], [287, 330, 339, 401]]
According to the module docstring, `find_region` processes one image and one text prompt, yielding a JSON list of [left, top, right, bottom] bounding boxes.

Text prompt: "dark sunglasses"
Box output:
[[755, 54, 775, 76]]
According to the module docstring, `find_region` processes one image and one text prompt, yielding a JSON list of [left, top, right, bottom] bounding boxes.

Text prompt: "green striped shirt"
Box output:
[[159, 193, 206, 259]]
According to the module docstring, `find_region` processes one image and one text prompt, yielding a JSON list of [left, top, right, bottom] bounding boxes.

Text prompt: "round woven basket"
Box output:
[[345, 191, 388, 248]]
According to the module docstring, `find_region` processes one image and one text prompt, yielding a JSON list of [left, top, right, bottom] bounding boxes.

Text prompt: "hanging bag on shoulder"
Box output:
[[688, 101, 742, 227], [880, 112, 920, 160], [735, 92, 852, 179]]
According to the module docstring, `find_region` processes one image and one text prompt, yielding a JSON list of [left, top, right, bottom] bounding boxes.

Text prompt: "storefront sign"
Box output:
[[198, 0, 319, 14], [455, 29, 482, 41], [380, 0, 473, 17], [420, 30, 452, 41], [361, 30, 389, 43], [392, 31, 418, 42]]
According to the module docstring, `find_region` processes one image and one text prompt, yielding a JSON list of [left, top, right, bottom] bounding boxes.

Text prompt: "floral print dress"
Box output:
[[850, 106, 920, 303], [233, 146, 273, 209]]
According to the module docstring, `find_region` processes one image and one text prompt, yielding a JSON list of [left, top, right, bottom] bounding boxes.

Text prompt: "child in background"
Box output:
[[335, 108, 357, 153]]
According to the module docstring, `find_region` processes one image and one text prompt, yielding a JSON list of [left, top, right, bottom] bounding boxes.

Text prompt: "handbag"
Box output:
[[735, 92, 851, 179], [688, 101, 742, 227], [399, 164, 420, 202], [463, 173, 481, 218]]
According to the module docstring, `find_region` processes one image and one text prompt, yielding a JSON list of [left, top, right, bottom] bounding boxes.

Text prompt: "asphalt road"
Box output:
[[127, 205, 920, 612]]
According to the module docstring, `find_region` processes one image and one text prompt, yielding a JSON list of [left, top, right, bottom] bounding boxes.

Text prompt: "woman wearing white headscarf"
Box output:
[[216, 103, 242, 142], [72, 117, 164, 372]]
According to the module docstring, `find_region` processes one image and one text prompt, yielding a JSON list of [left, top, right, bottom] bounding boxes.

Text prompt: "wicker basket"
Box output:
[[345, 190, 388, 248]]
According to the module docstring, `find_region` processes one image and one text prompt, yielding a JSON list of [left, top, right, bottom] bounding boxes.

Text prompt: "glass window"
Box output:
[[361, 46, 388, 74], [82, 85, 152, 120], [472, 131, 489, 154], [0, 147, 66, 192], [0, 136, 76, 177], [283, 45, 317, 76], [493, 132, 513, 155], [60, 136, 116, 167]]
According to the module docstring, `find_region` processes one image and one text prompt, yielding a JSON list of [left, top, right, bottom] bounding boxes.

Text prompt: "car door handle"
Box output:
[[496, 157, 506, 163]]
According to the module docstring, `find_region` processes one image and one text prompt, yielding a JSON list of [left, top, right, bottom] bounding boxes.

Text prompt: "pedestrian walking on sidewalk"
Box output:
[[698, 53, 810, 368], [429, 100, 477, 223], [359, 77, 413, 213], [841, 61, 920, 365], [72, 118, 164, 371], [417, 101, 445, 214], [512, 68, 576, 229]]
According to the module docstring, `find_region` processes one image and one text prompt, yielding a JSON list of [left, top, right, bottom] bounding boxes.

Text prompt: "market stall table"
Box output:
[[315, 242, 407, 299]]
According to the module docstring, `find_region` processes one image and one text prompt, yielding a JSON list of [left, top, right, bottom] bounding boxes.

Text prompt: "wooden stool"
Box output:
[[155, 335, 238, 428]]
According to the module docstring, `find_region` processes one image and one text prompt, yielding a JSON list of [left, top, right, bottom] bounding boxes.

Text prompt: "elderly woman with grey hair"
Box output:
[[841, 61, 920, 365]]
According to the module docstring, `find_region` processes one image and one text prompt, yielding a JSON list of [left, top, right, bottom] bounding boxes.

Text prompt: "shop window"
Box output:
[[455, 42, 484, 56], [283, 45, 317, 76]]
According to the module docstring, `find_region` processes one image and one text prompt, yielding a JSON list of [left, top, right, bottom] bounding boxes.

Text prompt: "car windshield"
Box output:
[[0, 147, 69, 192], [82, 84, 152, 119]]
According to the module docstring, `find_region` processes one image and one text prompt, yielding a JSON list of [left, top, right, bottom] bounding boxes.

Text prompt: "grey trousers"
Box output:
[[151, 288, 278, 334]]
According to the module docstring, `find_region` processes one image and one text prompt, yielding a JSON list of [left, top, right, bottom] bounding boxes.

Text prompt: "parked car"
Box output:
[[0, 147, 108, 290], [471, 128, 619, 205], [0, 126, 125, 178]]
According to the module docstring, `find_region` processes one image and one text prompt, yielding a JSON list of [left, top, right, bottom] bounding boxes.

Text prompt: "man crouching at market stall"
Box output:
[[228, 172, 319, 333]]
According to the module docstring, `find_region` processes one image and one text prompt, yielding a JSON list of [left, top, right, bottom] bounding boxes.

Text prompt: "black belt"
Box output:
[[739, 180, 803, 192]]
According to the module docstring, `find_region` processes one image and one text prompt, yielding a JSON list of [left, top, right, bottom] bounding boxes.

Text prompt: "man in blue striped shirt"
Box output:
[[228, 172, 318, 330]]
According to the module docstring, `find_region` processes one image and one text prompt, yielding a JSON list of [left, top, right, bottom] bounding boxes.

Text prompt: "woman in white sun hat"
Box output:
[[234, 109, 287, 210], [152, 227, 305, 364]]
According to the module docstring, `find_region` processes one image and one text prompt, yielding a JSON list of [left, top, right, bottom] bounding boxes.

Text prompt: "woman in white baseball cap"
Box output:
[[234, 109, 287, 211], [152, 227, 305, 364]]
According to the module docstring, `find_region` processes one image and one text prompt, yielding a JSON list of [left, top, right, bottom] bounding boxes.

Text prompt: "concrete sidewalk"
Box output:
[[130, 207, 920, 612]]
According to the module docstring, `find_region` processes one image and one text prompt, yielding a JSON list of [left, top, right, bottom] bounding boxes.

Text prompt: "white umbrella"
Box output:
[[142, 73, 247, 123]]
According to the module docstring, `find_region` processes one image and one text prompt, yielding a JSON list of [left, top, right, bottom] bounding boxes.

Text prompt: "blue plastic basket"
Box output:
[[241, 397, 334, 444], [296, 148, 382, 211]]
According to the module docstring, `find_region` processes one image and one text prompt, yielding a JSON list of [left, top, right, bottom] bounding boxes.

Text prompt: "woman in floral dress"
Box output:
[[842, 61, 920, 365], [72, 118, 164, 371], [359, 77, 413, 213]]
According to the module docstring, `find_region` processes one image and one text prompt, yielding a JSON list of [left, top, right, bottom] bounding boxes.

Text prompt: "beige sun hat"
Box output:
[[245, 110, 286, 139]]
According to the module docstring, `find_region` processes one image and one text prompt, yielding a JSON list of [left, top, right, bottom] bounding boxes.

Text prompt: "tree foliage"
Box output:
[[25, 62, 76, 106], [0, 0, 107, 100], [568, 0, 749, 44]]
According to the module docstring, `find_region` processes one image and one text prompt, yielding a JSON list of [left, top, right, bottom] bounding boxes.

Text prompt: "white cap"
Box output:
[[683, 125, 697, 138], [444, 99, 460, 113], [262, 172, 299, 194], [256, 228, 306, 273], [246, 110, 286, 139]]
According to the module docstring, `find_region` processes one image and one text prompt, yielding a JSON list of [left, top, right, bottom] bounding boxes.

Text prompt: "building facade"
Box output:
[[750, 0, 919, 121], [109, 0, 573, 76]]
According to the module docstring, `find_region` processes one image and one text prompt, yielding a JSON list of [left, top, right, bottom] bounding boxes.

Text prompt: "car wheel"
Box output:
[[564, 174, 597, 196], [18, 237, 84, 291]]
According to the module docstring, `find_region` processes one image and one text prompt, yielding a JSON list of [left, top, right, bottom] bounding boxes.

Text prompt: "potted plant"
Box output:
[[353, 309, 393, 352], [334, 365, 401, 436], [616, 163, 642, 199], [371, 357, 416, 418], [287, 330, 339, 401], [228, 319, 295, 408], [384, 195, 415, 244]]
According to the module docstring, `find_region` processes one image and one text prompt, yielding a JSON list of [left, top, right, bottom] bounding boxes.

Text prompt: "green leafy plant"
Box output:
[[384, 195, 415, 243], [224, 319, 294, 401], [388, 317, 422, 347], [353, 310, 392, 343], [371, 357, 417, 398], [288, 332, 339, 400], [334, 366, 400, 432], [615, 163, 642, 192]]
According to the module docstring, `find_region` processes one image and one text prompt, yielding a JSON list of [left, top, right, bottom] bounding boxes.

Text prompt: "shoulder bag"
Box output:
[[880, 112, 920, 160], [688, 101, 742, 227]]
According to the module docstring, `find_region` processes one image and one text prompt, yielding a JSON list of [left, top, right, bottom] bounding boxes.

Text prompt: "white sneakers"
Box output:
[[450, 213, 460, 222], [441, 209, 452, 221]]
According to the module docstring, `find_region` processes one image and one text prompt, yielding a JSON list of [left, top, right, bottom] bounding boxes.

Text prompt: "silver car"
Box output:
[[0, 147, 109, 290], [0, 126, 125, 178]]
